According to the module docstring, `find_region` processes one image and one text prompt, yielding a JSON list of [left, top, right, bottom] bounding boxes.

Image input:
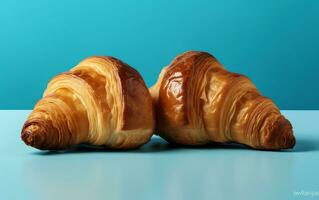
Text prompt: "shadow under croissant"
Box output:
[[170, 138, 319, 153], [32, 137, 176, 155], [32, 135, 318, 155]]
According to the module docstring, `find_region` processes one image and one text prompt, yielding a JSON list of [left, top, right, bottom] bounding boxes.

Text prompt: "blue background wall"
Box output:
[[1, 0, 318, 109]]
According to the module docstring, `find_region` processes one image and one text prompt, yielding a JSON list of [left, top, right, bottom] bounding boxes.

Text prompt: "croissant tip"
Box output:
[[21, 130, 33, 146], [278, 129, 296, 150], [260, 115, 296, 150], [277, 116, 296, 149], [21, 124, 45, 149]]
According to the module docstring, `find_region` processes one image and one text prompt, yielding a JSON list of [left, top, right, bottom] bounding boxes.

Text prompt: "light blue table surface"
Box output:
[[1, 110, 318, 200]]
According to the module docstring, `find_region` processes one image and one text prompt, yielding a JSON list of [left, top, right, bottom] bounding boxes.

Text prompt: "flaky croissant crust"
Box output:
[[22, 56, 155, 150], [150, 51, 295, 150]]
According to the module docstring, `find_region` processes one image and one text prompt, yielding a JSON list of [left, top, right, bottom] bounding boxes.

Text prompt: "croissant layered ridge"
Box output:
[[22, 56, 155, 150], [150, 51, 295, 150]]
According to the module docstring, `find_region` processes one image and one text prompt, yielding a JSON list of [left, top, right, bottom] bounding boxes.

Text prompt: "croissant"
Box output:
[[150, 51, 295, 150], [21, 56, 155, 150]]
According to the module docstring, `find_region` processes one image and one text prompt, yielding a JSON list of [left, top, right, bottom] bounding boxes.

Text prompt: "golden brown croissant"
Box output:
[[22, 56, 155, 150], [150, 51, 295, 150]]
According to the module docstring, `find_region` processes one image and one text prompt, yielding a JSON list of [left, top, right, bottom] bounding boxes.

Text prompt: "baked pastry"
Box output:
[[150, 51, 295, 150], [21, 56, 155, 150]]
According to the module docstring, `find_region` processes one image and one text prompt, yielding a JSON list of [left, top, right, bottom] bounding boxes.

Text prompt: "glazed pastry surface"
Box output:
[[22, 56, 154, 150], [150, 51, 295, 149]]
